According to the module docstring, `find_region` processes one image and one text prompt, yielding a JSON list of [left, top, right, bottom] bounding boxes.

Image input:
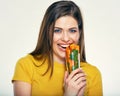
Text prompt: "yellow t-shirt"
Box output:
[[12, 54, 103, 96]]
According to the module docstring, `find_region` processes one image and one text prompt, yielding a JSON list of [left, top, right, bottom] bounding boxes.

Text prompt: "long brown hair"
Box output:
[[30, 0, 86, 77]]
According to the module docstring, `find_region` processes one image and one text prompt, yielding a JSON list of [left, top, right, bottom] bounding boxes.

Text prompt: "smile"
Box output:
[[58, 44, 69, 51]]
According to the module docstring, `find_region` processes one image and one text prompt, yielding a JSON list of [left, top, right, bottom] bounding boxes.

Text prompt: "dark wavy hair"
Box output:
[[30, 0, 86, 77]]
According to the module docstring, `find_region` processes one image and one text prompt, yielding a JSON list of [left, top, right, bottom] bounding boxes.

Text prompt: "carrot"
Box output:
[[66, 44, 80, 73]]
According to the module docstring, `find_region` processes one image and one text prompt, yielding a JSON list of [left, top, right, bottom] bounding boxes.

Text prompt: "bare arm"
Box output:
[[13, 81, 31, 96]]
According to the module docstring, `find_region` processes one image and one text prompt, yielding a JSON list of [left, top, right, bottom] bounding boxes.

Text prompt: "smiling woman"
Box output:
[[12, 0, 103, 96]]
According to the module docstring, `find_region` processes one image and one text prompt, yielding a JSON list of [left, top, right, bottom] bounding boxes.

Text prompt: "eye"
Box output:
[[54, 29, 61, 33], [69, 29, 77, 33]]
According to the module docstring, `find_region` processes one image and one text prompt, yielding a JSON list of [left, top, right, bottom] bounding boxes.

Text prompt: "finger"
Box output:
[[77, 79, 86, 89], [77, 85, 86, 96], [72, 73, 86, 82], [67, 68, 84, 81], [75, 76, 86, 85]]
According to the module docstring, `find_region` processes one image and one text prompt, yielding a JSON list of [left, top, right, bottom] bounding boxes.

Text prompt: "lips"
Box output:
[[58, 44, 69, 51]]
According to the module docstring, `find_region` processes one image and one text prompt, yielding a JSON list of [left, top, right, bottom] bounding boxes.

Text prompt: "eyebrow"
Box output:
[[54, 27, 78, 29], [54, 27, 62, 29], [69, 27, 78, 30]]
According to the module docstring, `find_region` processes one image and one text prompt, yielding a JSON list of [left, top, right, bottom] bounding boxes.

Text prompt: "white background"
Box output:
[[0, 0, 120, 95]]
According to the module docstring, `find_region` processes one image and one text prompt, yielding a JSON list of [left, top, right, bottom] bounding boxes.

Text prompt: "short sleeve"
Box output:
[[12, 56, 34, 84]]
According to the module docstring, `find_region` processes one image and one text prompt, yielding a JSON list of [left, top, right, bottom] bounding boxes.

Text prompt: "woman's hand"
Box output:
[[64, 68, 86, 96]]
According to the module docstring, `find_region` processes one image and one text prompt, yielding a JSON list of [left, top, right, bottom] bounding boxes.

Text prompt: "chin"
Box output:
[[59, 54, 66, 59]]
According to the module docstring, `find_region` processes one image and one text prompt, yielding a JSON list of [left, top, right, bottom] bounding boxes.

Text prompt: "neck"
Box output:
[[53, 57, 66, 64]]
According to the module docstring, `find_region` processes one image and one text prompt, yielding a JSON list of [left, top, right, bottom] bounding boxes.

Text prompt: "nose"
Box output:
[[61, 31, 70, 42]]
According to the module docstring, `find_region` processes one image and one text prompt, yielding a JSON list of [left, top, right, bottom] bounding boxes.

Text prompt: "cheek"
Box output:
[[53, 34, 60, 43], [72, 33, 80, 43], [75, 37, 79, 44]]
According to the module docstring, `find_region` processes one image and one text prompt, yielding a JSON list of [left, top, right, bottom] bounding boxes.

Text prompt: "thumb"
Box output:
[[63, 71, 68, 87], [64, 71, 69, 82]]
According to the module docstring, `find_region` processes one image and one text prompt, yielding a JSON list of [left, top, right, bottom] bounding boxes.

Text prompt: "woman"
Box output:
[[12, 1, 103, 96]]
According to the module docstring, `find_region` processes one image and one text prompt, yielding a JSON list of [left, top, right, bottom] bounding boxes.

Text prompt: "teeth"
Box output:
[[61, 45, 69, 48]]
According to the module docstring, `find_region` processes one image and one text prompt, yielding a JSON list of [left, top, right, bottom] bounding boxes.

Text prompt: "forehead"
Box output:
[[54, 16, 78, 28]]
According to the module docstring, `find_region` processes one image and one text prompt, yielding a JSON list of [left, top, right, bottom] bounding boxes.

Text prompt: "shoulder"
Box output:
[[16, 54, 40, 66], [81, 62, 102, 77], [16, 54, 48, 69], [15, 54, 35, 70], [17, 54, 34, 63]]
